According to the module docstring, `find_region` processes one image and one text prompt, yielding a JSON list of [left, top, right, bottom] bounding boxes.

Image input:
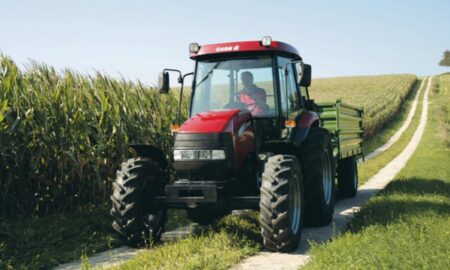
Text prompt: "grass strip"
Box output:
[[103, 212, 261, 270]]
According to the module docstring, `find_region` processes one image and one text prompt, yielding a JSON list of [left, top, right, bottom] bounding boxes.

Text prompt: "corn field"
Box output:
[[0, 54, 187, 216], [0, 54, 416, 217], [310, 74, 417, 138]]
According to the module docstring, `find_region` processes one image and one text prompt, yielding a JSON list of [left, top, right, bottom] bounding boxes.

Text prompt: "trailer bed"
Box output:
[[316, 100, 364, 159]]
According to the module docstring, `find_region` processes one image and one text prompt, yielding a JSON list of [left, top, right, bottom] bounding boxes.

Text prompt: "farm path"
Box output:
[[231, 75, 432, 270], [54, 76, 431, 270]]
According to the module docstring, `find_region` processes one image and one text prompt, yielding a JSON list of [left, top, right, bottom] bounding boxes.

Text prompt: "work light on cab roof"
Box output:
[[189, 43, 200, 53], [261, 36, 272, 46]]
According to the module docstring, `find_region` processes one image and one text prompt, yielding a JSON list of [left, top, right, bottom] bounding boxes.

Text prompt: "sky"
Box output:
[[1, 0, 450, 85]]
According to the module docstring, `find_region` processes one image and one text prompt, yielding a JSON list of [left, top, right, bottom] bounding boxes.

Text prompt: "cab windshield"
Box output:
[[191, 57, 276, 117]]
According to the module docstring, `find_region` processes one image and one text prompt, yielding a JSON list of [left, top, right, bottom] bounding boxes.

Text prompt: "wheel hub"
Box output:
[[289, 174, 301, 234]]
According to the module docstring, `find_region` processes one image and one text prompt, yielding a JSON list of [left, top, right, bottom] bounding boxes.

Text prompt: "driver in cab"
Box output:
[[239, 71, 269, 115]]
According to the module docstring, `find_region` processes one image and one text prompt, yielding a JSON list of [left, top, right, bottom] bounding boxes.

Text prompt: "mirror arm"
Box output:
[[176, 72, 194, 126], [163, 68, 183, 83], [305, 86, 310, 100]]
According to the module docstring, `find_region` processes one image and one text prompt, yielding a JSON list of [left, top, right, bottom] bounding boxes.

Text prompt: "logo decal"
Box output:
[[215, 45, 240, 52]]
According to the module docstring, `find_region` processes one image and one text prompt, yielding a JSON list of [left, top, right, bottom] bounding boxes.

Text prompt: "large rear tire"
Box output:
[[110, 157, 167, 247], [337, 156, 358, 198], [300, 127, 336, 226], [260, 155, 304, 252]]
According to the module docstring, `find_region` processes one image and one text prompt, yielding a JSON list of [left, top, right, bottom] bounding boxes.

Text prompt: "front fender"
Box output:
[[129, 144, 168, 169]]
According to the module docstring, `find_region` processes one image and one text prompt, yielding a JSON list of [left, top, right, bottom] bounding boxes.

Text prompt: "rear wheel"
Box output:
[[300, 128, 336, 226], [259, 155, 304, 252], [110, 157, 167, 247], [337, 156, 358, 198]]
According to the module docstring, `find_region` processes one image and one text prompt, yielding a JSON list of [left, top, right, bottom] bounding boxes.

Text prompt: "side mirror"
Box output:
[[158, 71, 170, 93], [299, 64, 311, 87]]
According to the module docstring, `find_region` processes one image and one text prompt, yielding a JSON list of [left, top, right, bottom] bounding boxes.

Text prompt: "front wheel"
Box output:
[[259, 155, 304, 252], [110, 157, 167, 247]]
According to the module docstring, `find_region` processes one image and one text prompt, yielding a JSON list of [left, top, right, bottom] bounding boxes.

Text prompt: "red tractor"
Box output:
[[110, 37, 363, 252]]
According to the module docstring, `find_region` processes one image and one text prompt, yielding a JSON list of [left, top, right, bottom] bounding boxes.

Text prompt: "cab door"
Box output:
[[277, 56, 302, 139]]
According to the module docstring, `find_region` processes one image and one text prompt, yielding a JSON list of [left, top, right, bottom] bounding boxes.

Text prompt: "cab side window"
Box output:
[[278, 57, 301, 118]]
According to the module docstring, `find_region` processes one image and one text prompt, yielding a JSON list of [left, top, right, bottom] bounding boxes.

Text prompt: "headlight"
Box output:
[[211, 150, 226, 160], [173, 150, 195, 160], [174, 150, 226, 160]]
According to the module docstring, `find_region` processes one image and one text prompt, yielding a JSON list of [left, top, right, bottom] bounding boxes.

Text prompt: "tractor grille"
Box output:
[[173, 133, 234, 181]]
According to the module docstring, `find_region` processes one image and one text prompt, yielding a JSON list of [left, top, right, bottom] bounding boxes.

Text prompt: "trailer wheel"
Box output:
[[110, 157, 167, 247], [337, 156, 358, 198], [300, 127, 336, 226], [260, 155, 304, 252]]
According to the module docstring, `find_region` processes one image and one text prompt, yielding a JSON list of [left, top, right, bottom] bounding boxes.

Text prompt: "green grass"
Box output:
[[113, 232, 255, 270], [106, 211, 261, 270], [0, 207, 190, 270], [304, 74, 450, 269], [0, 204, 117, 270]]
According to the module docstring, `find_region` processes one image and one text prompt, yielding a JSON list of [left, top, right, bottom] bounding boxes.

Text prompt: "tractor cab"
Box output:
[[160, 37, 312, 150]]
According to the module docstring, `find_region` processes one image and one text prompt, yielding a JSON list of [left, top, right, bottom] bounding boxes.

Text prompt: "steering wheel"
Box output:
[[223, 102, 250, 111]]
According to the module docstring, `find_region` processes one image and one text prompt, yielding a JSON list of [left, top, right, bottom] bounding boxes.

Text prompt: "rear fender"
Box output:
[[289, 111, 320, 146], [129, 144, 168, 169]]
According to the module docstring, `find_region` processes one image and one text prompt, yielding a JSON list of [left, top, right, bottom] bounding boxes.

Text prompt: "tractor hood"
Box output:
[[178, 109, 242, 133], [174, 108, 255, 177]]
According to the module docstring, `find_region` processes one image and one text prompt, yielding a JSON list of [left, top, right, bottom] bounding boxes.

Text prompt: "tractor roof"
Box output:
[[189, 39, 301, 60]]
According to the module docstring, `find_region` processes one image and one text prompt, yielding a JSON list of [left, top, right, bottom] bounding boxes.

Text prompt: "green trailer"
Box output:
[[316, 100, 364, 197]]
